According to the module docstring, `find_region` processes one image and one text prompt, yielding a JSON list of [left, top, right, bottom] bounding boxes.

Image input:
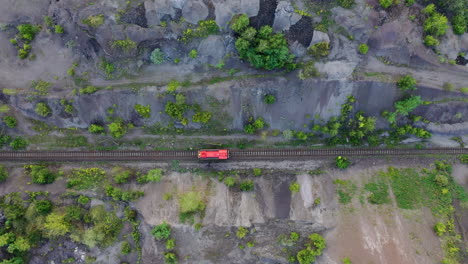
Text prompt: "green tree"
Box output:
[[150, 48, 165, 64], [189, 49, 198, 59], [192, 111, 212, 123], [335, 156, 350, 169], [121, 241, 131, 255], [297, 249, 316, 264], [78, 195, 90, 205], [25, 165, 55, 184], [3, 116, 17, 128], [44, 212, 70, 237], [424, 12, 449, 37], [394, 96, 422, 116], [236, 227, 249, 239], [164, 252, 177, 264], [167, 80, 180, 92], [0, 165, 8, 182], [88, 124, 105, 134], [8, 237, 30, 253], [165, 239, 176, 250], [134, 104, 151, 118], [358, 44, 369, 54], [424, 35, 440, 46], [230, 14, 250, 33], [338, 0, 355, 8], [10, 137, 27, 150], [152, 222, 171, 241], [54, 25, 64, 34], [396, 75, 417, 91], [35, 102, 51, 117], [379, 0, 393, 8], [452, 15, 467, 35], [108, 120, 128, 138], [35, 200, 53, 215]]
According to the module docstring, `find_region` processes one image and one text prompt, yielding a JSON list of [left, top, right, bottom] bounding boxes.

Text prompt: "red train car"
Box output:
[[198, 149, 229, 160]]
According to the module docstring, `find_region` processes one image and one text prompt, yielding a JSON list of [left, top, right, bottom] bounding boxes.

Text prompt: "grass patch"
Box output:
[[386, 167, 423, 209], [333, 179, 357, 204], [364, 177, 390, 205], [0, 105, 10, 113]]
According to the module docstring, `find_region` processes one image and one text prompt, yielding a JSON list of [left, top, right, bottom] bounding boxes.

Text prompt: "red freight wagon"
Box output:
[[198, 149, 229, 160]]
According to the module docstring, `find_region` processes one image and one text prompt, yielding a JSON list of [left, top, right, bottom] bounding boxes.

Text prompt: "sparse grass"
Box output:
[[82, 15, 104, 28], [364, 178, 390, 205], [333, 179, 357, 204], [386, 167, 423, 209]]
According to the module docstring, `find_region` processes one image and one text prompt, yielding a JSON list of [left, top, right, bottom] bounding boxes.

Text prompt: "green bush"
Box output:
[[405, 0, 415, 6], [111, 38, 137, 53], [167, 80, 180, 92], [82, 15, 104, 27], [179, 191, 205, 214], [224, 176, 236, 187], [244, 117, 266, 134], [452, 15, 467, 35], [0, 165, 8, 182], [253, 168, 262, 176], [152, 222, 171, 241], [236, 227, 249, 239], [135, 104, 151, 118], [164, 252, 177, 264], [35, 200, 53, 215], [121, 241, 131, 255], [423, 7, 448, 37], [79, 86, 98, 94], [232, 15, 294, 70], [396, 75, 417, 91], [298, 61, 320, 79], [308, 42, 330, 58], [108, 120, 128, 138], [150, 48, 165, 64], [25, 165, 55, 184], [335, 156, 350, 169], [239, 180, 254, 191], [189, 49, 198, 59], [264, 94, 276, 104], [379, 0, 393, 8], [434, 222, 446, 236], [3, 116, 17, 128], [17, 24, 40, 41], [394, 95, 422, 116], [342, 257, 352, 264], [77, 195, 90, 205], [180, 19, 219, 43], [88, 124, 105, 134], [105, 185, 144, 201], [10, 137, 28, 150], [138, 168, 163, 183], [113, 168, 131, 184], [32, 80, 51, 95], [66, 168, 106, 190], [358, 43, 369, 55], [338, 0, 355, 8], [54, 25, 64, 34], [100, 60, 115, 77], [289, 182, 301, 193], [35, 102, 51, 117], [165, 239, 176, 250], [192, 111, 212, 123], [424, 35, 440, 46]]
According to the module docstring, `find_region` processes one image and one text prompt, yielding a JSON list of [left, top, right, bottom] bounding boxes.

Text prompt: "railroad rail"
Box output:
[[0, 148, 467, 162]]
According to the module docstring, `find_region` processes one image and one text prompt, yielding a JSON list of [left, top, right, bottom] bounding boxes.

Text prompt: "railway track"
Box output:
[[0, 148, 467, 162]]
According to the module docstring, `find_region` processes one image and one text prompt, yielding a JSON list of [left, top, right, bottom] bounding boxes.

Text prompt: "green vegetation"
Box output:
[[54, 25, 64, 34], [82, 14, 105, 27], [3, 116, 17, 128], [452, 14, 467, 35], [263, 94, 276, 104], [66, 168, 106, 190], [379, 0, 394, 8], [239, 179, 254, 191], [60, 99, 75, 114], [152, 222, 171, 240], [192, 111, 212, 123], [0, 166, 8, 183], [137, 168, 163, 183], [165, 238, 175, 250], [164, 252, 177, 264], [105, 185, 144, 201], [134, 104, 151, 118], [335, 156, 350, 169], [333, 179, 357, 204], [422, 4, 449, 47], [308, 42, 330, 58], [224, 176, 236, 187], [167, 80, 180, 92], [231, 14, 295, 70], [278, 231, 300, 247], [88, 124, 105, 134], [10, 137, 28, 150], [150, 48, 165, 64], [342, 257, 352, 264], [12, 24, 40, 59], [364, 177, 390, 204], [396, 75, 417, 91], [358, 43, 369, 55], [111, 38, 137, 53], [244, 117, 266, 134], [79, 85, 98, 94], [424, 35, 440, 46], [113, 167, 132, 184], [296, 233, 326, 264], [298, 61, 320, 79], [252, 168, 262, 176], [179, 191, 205, 217], [460, 155, 468, 164], [236, 227, 249, 239], [25, 165, 56, 184], [77, 195, 90, 205], [32, 80, 51, 95], [189, 49, 198, 59], [337, 0, 355, 8], [181, 19, 219, 43], [121, 241, 131, 255], [108, 120, 128, 138], [289, 182, 301, 193]]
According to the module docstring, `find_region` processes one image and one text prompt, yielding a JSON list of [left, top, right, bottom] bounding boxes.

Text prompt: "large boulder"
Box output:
[[212, 0, 260, 29], [438, 28, 462, 60], [309, 30, 330, 47], [272, 1, 301, 31], [182, 0, 209, 24]]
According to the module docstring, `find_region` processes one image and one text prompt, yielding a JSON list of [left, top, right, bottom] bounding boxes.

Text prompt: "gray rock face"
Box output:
[[197, 35, 227, 65], [144, 0, 187, 26], [438, 28, 462, 60], [182, 0, 209, 24], [212, 0, 260, 29], [309, 30, 330, 47], [272, 1, 301, 31]]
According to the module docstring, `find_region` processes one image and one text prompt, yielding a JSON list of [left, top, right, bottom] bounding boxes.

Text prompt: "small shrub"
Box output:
[[452, 15, 467, 35], [189, 49, 198, 59], [167, 80, 180, 92], [88, 124, 105, 134], [179, 191, 205, 214], [32, 80, 51, 95], [335, 156, 350, 169], [138, 168, 163, 183], [164, 252, 177, 264], [338, 0, 355, 8], [192, 111, 212, 123], [298, 61, 320, 79], [434, 222, 446, 236], [150, 48, 165, 64], [424, 35, 439, 46], [252, 168, 262, 176], [289, 182, 301, 193], [0, 166, 8, 182], [224, 176, 236, 187], [3, 116, 17, 128], [82, 15, 105, 28], [121, 241, 131, 255], [114, 168, 131, 184], [181, 19, 219, 43], [10, 137, 28, 150], [54, 25, 64, 34], [264, 94, 276, 104], [379, 0, 393, 8], [165, 239, 176, 250], [342, 257, 352, 264], [25, 165, 55, 184], [77, 195, 90, 205], [108, 120, 128, 138], [308, 42, 330, 57], [247, 241, 255, 248], [152, 222, 171, 241], [135, 104, 151, 118], [239, 180, 254, 191], [79, 86, 98, 94], [397, 75, 417, 91], [230, 14, 250, 33], [358, 44, 369, 55], [17, 24, 41, 41], [35, 200, 53, 215], [236, 227, 249, 239], [111, 38, 137, 53]]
